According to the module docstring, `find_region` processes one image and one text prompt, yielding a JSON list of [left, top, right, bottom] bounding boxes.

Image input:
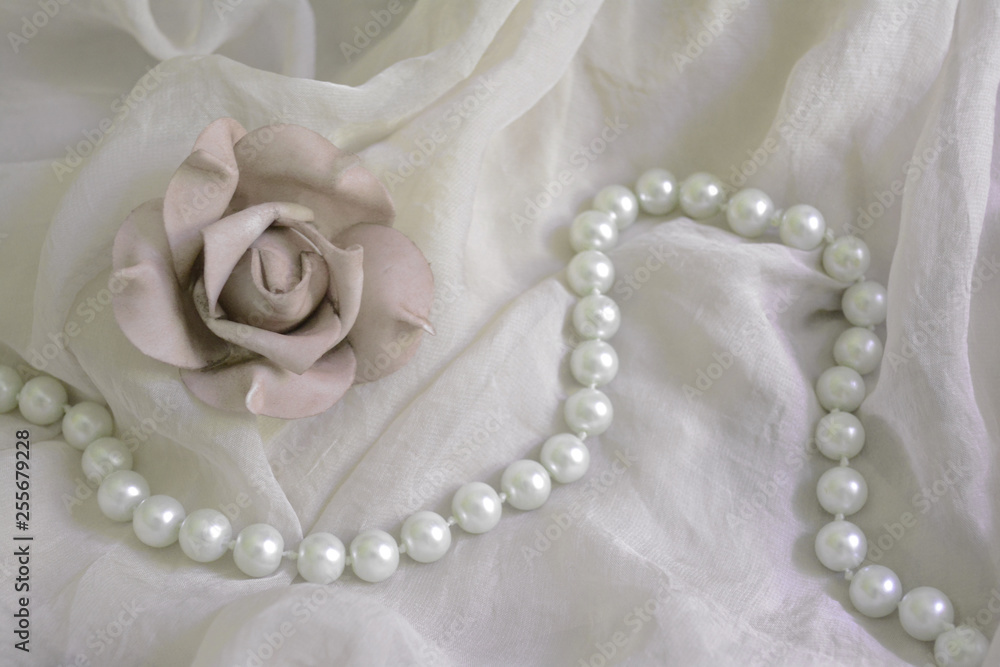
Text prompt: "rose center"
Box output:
[[216, 227, 330, 333]]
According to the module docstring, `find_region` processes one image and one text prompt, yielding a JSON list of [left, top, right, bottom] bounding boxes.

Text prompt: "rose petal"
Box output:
[[228, 124, 395, 240], [194, 278, 347, 375], [111, 199, 230, 369], [181, 345, 357, 418], [163, 118, 247, 286], [334, 224, 435, 383], [280, 220, 364, 336], [218, 249, 329, 333], [200, 201, 315, 317]]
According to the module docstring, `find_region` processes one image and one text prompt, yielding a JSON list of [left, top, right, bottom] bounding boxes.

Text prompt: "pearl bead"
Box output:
[[572, 294, 621, 340], [501, 460, 552, 511], [179, 508, 233, 563], [567, 251, 615, 296], [679, 172, 726, 219], [296, 532, 346, 583], [81, 437, 133, 484], [564, 387, 613, 435], [18, 376, 68, 425], [814, 520, 867, 571], [97, 470, 150, 522], [452, 482, 502, 534], [816, 466, 868, 515], [849, 565, 903, 618], [725, 188, 774, 238], [833, 327, 884, 375], [233, 524, 284, 578], [350, 529, 399, 583], [843, 280, 888, 327], [570, 340, 619, 387], [934, 625, 990, 667], [400, 511, 451, 563], [823, 235, 871, 282], [62, 401, 114, 451], [899, 587, 955, 641], [779, 204, 826, 250], [570, 211, 618, 253], [815, 411, 866, 460], [635, 168, 678, 215], [0, 365, 24, 413], [816, 366, 866, 412], [133, 495, 185, 548], [593, 185, 638, 229], [540, 433, 591, 483]]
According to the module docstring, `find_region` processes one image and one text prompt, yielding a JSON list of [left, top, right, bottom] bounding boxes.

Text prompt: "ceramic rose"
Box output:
[[111, 118, 434, 418]]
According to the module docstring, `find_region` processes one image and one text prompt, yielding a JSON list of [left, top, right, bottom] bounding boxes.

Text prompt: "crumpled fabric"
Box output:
[[0, 1, 998, 666]]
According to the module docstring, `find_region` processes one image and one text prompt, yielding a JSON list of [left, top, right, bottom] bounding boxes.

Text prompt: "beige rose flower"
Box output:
[[111, 118, 434, 418]]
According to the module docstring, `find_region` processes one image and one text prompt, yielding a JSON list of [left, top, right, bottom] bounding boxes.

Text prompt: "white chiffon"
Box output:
[[1, 1, 998, 665]]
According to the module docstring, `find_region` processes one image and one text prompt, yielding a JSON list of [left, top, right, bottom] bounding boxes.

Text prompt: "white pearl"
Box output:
[[725, 188, 774, 238], [97, 470, 150, 522], [132, 494, 185, 548], [18, 376, 68, 426], [823, 235, 871, 282], [593, 185, 638, 229], [179, 508, 233, 563], [934, 625, 990, 667], [350, 529, 399, 583], [81, 437, 133, 484], [0, 365, 24, 413], [570, 211, 619, 253], [816, 466, 868, 515], [815, 411, 866, 460], [501, 460, 552, 511], [572, 294, 621, 340], [567, 250, 615, 296], [62, 401, 114, 451], [679, 172, 726, 219], [635, 168, 678, 215], [834, 327, 884, 375], [400, 511, 451, 563], [296, 532, 346, 583], [843, 280, 888, 327], [233, 523, 285, 578], [814, 520, 867, 571], [849, 565, 902, 618], [816, 366, 866, 412], [570, 340, 619, 387], [899, 587, 955, 641], [779, 204, 826, 250], [540, 433, 591, 484], [564, 387, 613, 435], [451, 482, 502, 534]]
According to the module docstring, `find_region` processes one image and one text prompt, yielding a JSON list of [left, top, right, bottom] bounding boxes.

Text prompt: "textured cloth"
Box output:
[[0, 1, 998, 665]]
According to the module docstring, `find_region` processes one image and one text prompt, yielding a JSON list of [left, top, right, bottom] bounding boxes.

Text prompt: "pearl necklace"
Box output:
[[1, 169, 989, 666]]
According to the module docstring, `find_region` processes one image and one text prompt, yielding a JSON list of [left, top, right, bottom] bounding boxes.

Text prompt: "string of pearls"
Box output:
[[588, 168, 987, 667], [0, 380, 600, 581], [0, 168, 988, 665]]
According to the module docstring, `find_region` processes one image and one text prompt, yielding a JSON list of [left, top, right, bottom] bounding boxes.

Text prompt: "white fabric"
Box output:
[[1, 1, 998, 665]]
